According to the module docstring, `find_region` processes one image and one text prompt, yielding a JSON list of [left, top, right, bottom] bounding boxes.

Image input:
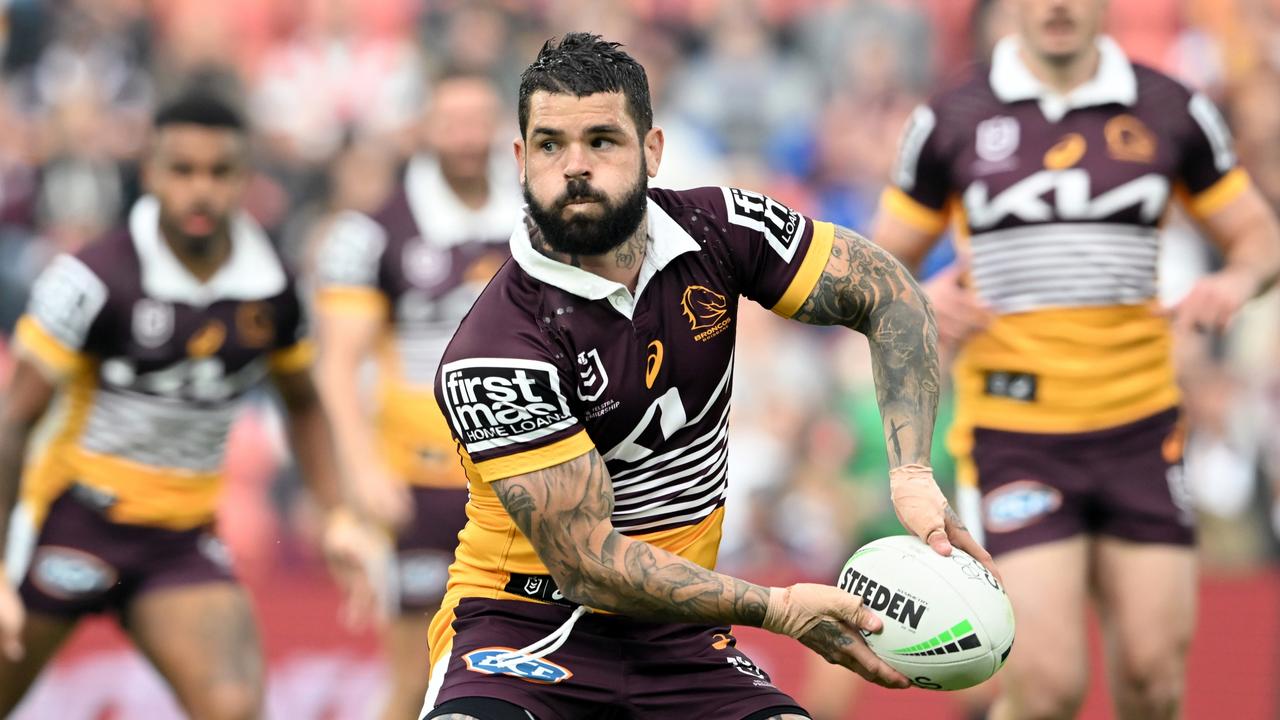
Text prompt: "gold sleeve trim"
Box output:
[[314, 286, 390, 317], [881, 187, 949, 235], [772, 221, 835, 318], [1185, 167, 1250, 219], [14, 315, 87, 377], [269, 338, 316, 375], [471, 429, 595, 482]]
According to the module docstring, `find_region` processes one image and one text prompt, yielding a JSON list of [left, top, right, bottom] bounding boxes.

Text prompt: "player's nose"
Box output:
[[562, 142, 592, 179]]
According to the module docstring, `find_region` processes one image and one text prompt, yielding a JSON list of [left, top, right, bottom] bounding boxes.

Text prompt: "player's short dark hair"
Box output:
[[518, 32, 652, 139], [153, 92, 246, 133]]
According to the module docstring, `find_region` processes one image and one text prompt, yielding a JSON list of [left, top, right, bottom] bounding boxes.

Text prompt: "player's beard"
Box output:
[[159, 205, 231, 260], [524, 163, 648, 257]]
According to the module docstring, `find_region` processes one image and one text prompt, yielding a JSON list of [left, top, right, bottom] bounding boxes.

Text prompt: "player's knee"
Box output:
[[196, 679, 263, 720], [1004, 657, 1086, 719], [1114, 648, 1186, 718]]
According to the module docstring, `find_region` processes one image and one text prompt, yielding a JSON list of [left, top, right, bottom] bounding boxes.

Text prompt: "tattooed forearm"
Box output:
[[492, 451, 770, 626], [793, 225, 940, 467]]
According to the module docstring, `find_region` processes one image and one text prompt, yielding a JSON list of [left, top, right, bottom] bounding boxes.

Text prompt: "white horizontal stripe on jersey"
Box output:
[[612, 442, 729, 511], [611, 429, 729, 502], [80, 389, 242, 472], [969, 223, 1159, 314], [614, 485, 728, 534]]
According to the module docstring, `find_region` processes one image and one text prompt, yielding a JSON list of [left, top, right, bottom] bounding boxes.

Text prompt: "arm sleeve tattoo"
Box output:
[[492, 449, 771, 626], [791, 225, 941, 467]]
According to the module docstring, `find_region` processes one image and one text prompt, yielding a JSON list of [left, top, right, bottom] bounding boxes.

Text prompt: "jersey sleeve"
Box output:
[[312, 211, 390, 317], [13, 254, 109, 379], [880, 103, 952, 235], [712, 186, 835, 318], [435, 329, 593, 484], [267, 278, 315, 375], [1176, 90, 1250, 219]]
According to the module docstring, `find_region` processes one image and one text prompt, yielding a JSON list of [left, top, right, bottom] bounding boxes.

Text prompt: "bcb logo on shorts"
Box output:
[[463, 647, 574, 684], [439, 358, 576, 453], [30, 547, 118, 600], [983, 480, 1063, 532]]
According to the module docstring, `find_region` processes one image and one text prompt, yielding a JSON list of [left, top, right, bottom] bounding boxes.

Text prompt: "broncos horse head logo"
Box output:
[[680, 285, 728, 330]]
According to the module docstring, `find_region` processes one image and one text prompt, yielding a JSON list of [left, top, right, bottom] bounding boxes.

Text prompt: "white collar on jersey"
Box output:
[[404, 153, 523, 248], [128, 195, 286, 308], [509, 196, 700, 320], [990, 35, 1136, 122]]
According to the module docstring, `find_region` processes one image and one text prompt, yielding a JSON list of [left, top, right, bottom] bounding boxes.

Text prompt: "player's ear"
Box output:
[[643, 126, 664, 179], [140, 142, 157, 195], [513, 136, 526, 185]]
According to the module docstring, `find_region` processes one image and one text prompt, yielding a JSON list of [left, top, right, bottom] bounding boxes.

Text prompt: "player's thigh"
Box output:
[[0, 611, 78, 713], [996, 536, 1091, 694], [1093, 538, 1196, 688], [124, 580, 264, 720]]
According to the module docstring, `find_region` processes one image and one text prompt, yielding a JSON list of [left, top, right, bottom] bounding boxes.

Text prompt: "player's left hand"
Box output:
[[1163, 268, 1258, 334], [322, 508, 392, 630], [890, 464, 1002, 584], [0, 575, 24, 661]]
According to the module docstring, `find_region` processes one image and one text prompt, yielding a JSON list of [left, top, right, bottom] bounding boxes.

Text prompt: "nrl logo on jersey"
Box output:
[[975, 116, 1020, 163], [575, 348, 609, 402], [132, 299, 174, 348]]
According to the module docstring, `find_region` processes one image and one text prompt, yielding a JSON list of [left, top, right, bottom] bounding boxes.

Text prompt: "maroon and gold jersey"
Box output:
[[432, 186, 833, 609], [882, 36, 1248, 443], [314, 156, 519, 487], [14, 196, 311, 529]]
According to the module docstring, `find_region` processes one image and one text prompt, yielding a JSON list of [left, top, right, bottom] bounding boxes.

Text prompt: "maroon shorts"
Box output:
[[18, 488, 236, 618], [394, 486, 468, 613], [971, 407, 1194, 556], [424, 598, 807, 720]]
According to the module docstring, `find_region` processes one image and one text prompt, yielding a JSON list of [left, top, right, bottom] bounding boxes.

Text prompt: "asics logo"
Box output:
[[645, 340, 663, 389]]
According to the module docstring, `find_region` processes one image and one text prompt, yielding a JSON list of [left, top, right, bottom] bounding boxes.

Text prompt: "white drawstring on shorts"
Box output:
[[493, 605, 592, 669]]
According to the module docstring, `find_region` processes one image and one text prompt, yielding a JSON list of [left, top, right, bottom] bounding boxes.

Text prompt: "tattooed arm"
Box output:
[[792, 225, 940, 468], [491, 449, 908, 687], [791, 226, 997, 576]]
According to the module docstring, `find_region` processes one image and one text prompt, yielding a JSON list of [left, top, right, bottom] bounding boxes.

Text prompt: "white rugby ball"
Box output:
[[837, 535, 1014, 691]]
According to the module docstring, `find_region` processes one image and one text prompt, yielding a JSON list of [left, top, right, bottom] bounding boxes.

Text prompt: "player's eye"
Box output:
[[540, 141, 558, 153], [591, 137, 615, 150], [171, 163, 194, 176], [210, 164, 232, 178]]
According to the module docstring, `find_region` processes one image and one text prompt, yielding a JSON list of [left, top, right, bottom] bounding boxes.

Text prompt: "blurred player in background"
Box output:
[[874, 0, 1280, 718], [0, 93, 378, 719], [313, 71, 521, 720], [420, 33, 998, 720]]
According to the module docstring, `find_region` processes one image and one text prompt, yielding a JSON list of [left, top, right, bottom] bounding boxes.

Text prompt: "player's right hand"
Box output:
[[352, 466, 413, 531], [0, 576, 25, 661], [923, 261, 991, 349], [764, 583, 910, 689]]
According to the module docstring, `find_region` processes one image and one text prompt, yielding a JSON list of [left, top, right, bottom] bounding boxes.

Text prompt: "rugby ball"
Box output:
[[836, 535, 1014, 690]]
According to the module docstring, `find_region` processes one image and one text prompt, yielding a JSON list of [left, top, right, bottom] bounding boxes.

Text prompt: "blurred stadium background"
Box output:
[[1, 0, 1278, 718]]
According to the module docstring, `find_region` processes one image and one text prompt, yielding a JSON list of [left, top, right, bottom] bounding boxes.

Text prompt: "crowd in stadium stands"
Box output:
[[0, 0, 1277, 600]]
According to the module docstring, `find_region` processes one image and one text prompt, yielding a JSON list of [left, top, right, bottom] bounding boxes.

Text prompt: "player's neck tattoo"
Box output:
[[530, 214, 649, 292]]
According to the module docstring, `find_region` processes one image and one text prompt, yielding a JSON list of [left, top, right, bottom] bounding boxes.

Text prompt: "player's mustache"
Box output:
[[555, 180, 608, 209]]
